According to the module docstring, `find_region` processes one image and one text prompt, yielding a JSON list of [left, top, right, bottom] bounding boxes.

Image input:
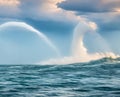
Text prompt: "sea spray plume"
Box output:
[[39, 54, 119, 65], [0, 21, 60, 56], [71, 21, 92, 56], [72, 21, 111, 56], [71, 21, 118, 62], [39, 21, 119, 65]]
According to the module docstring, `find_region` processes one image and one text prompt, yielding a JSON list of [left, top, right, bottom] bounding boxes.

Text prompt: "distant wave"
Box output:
[[38, 54, 120, 65], [88, 57, 120, 65]]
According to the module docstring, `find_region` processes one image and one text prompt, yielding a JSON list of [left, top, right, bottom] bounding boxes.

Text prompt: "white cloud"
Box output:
[[0, 0, 19, 6], [19, 0, 81, 23], [0, 0, 84, 24], [0, 0, 20, 17]]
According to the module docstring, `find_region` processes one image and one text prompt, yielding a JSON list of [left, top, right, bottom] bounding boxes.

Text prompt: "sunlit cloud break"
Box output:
[[0, 0, 19, 6]]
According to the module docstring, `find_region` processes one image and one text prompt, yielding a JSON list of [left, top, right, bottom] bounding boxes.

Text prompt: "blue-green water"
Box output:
[[0, 58, 120, 97]]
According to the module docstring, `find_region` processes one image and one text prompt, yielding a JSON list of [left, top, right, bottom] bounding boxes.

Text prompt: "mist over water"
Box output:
[[40, 21, 119, 65], [71, 21, 118, 61]]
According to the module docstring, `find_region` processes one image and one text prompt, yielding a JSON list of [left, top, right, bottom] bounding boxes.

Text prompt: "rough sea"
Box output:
[[0, 58, 120, 97]]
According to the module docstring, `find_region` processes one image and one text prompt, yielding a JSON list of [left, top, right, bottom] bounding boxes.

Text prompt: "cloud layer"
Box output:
[[58, 0, 120, 13], [58, 0, 120, 32], [0, 0, 20, 18], [0, 0, 81, 23]]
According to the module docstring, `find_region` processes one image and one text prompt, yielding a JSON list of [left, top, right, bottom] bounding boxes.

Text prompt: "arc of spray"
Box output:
[[0, 21, 61, 56]]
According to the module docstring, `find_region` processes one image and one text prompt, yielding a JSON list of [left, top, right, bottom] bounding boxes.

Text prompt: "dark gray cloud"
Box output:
[[58, 0, 120, 13], [58, 0, 120, 32], [85, 13, 120, 32]]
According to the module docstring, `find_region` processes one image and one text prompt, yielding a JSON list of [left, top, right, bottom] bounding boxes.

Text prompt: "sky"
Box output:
[[0, 0, 120, 64]]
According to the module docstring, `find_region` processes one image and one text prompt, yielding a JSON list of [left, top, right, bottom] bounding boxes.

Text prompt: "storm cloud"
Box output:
[[58, 0, 120, 13]]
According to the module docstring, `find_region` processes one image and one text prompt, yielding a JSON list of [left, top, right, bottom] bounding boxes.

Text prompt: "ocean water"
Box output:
[[0, 58, 120, 97]]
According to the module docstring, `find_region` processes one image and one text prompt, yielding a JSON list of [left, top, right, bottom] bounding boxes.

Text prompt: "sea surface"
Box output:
[[0, 58, 120, 97]]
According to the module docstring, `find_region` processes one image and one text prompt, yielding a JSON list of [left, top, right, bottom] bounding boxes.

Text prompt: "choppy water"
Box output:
[[0, 58, 120, 97]]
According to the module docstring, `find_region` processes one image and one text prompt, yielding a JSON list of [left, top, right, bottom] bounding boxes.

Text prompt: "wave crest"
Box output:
[[39, 52, 119, 65]]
